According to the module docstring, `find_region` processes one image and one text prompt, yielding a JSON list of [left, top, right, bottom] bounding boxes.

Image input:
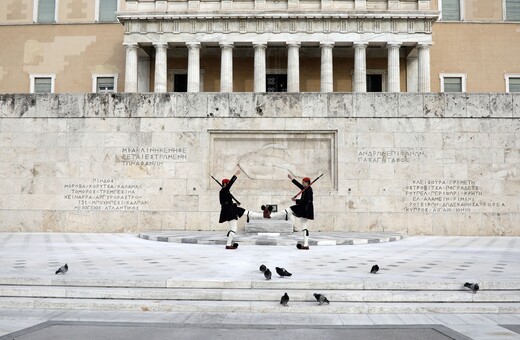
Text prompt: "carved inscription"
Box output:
[[64, 179, 149, 211], [404, 179, 505, 213], [358, 148, 426, 163], [118, 147, 187, 166]]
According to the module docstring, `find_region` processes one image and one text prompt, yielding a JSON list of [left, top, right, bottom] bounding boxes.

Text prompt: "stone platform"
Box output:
[[0, 233, 519, 339], [138, 231, 403, 246]]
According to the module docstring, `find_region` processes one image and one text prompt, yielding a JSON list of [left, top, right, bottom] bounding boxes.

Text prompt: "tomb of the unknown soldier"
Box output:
[[0, 92, 518, 236]]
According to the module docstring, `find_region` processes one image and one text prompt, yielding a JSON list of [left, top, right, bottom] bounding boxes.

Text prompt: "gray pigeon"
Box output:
[[276, 267, 292, 278], [264, 268, 272, 280], [370, 264, 379, 274], [55, 263, 68, 275], [280, 292, 289, 306], [259, 264, 266, 272], [464, 282, 479, 294], [313, 293, 330, 305]]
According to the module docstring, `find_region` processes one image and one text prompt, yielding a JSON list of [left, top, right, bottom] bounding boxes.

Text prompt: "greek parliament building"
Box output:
[[1, 0, 520, 94]]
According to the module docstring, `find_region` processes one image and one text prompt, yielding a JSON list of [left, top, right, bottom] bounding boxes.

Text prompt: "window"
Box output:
[[505, 0, 520, 21], [367, 74, 383, 92], [97, 0, 118, 22], [266, 74, 287, 92], [174, 74, 188, 92], [35, 0, 57, 23], [92, 75, 118, 93], [440, 73, 467, 92], [439, 0, 462, 21], [505, 74, 520, 93], [167, 70, 205, 92], [30, 75, 55, 93]]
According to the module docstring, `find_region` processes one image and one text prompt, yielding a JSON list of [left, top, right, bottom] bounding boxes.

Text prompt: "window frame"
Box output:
[[33, 0, 59, 23], [30, 74, 56, 93], [92, 74, 118, 93], [439, 73, 467, 92], [504, 73, 520, 93], [95, 0, 120, 22], [438, 0, 464, 21]]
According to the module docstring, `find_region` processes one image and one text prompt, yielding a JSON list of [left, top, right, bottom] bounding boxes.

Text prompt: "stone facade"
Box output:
[[0, 93, 518, 235]]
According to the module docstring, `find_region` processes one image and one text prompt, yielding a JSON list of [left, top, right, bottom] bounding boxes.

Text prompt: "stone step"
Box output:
[[1, 278, 519, 290], [0, 297, 518, 314], [0, 285, 518, 303]]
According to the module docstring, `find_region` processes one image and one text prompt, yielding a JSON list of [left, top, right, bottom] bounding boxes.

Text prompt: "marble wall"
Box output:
[[0, 93, 518, 235]]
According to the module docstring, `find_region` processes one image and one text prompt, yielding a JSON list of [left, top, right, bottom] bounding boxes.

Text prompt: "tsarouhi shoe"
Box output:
[[226, 243, 239, 250], [296, 244, 309, 250]]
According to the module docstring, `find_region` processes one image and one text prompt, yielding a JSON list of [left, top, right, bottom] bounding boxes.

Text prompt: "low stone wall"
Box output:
[[0, 93, 518, 235]]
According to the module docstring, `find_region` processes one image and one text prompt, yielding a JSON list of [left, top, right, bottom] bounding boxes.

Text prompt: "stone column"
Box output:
[[387, 42, 401, 93], [220, 42, 234, 93], [353, 42, 367, 93], [253, 42, 267, 92], [124, 43, 138, 92], [153, 42, 168, 93], [287, 42, 300, 92], [186, 42, 201, 93], [320, 42, 334, 92], [418, 43, 431, 93]]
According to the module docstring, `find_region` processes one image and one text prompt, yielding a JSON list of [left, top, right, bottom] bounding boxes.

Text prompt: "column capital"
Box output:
[[123, 42, 139, 49], [153, 42, 168, 49], [386, 42, 402, 48], [253, 42, 268, 49], [353, 42, 368, 48], [219, 42, 234, 49], [186, 42, 201, 49], [320, 42, 335, 48], [417, 42, 432, 49], [287, 41, 301, 48]]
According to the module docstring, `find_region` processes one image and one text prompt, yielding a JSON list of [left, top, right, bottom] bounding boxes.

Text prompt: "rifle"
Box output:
[[211, 175, 241, 205], [292, 173, 324, 199]]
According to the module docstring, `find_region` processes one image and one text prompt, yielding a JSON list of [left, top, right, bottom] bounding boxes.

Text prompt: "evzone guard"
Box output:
[[273, 174, 315, 250], [217, 167, 264, 250]]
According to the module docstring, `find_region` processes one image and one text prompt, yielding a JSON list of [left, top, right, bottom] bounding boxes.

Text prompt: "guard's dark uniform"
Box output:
[[219, 175, 245, 223], [289, 179, 314, 220]]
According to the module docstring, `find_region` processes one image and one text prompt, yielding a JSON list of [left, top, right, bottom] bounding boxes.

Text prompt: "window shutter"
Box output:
[[97, 77, 115, 92], [34, 78, 52, 93], [38, 0, 56, 23], [506, 0, 520, 21], [442, 0, 460, 21], [509, 78, 520, 92], [444, 77, 462, 92], [99, 0, 118, 22]]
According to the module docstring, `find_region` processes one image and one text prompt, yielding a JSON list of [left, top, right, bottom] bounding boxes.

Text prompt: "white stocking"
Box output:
[[226, 219, 238, 246]]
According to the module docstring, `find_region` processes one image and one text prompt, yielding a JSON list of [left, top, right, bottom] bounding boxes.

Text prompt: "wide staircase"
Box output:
[[0, 277, 518, 314]]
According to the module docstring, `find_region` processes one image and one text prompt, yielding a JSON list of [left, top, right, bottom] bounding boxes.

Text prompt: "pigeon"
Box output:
[[264, 268, 272, 280], [259, 264, 266, 272], [313, 293, 330, 305], [464, 282, 479, 294], [280, 292, 289, 306], [275, 267, 292, 278], [55, 263, 68, 275], [370, 264, 379, 274]]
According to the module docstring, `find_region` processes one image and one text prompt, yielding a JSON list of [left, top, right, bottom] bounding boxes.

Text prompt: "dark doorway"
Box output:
[[174, 74, 188, 92], [367, 74, 383, 92], [266, 74, 287, 92]]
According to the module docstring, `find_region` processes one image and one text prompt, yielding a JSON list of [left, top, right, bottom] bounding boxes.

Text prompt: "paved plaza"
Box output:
[[0, 233, 519, 339]]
